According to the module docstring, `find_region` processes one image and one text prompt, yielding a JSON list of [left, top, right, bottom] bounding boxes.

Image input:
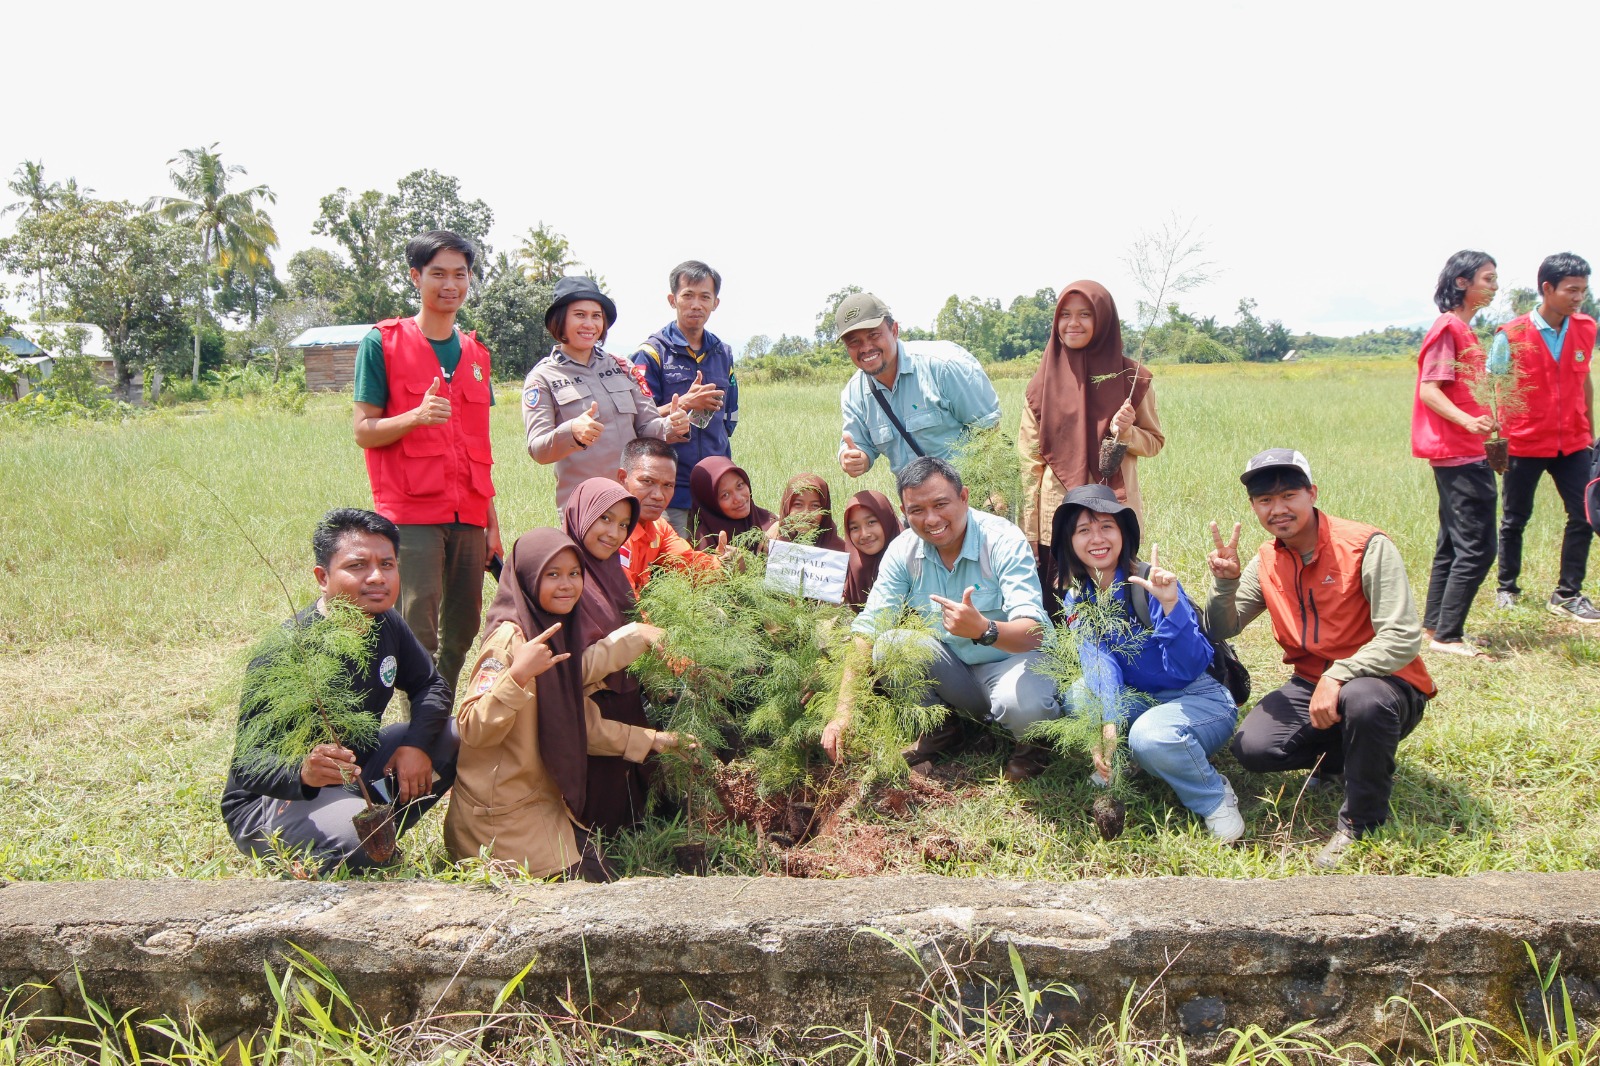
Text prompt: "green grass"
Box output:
[[2, 358, 1597, 881]]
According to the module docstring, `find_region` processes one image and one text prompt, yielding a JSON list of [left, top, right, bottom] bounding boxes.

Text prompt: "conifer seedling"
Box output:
[[1461, 329, 1530, 475], [951, 426, 1024, 519]]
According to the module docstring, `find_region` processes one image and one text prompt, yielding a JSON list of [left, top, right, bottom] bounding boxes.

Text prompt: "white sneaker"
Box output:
[[1204, 780, 1244, 842]]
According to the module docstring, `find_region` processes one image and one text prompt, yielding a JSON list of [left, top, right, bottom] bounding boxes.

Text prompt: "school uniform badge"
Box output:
[[473, 364, 484, 381], [379, 655, 398, 688]]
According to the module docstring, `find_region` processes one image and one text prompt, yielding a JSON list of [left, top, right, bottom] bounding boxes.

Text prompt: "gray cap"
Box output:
[[834, 292, 892, 337], [1240, 448, 1313, 486]]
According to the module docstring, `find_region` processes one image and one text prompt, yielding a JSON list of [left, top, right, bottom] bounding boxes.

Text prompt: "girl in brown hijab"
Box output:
[[560, 477, 655, 837], [687, 455, 777, 552], [443, 527, 681, 881], [841, 489, 903, 610], [1018, 280, 1165, 612], [775, 473, 849, 553]]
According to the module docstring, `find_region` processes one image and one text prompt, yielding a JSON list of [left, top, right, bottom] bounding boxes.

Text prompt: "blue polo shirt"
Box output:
[[839, 342, 1002, 474], [1489, 307, 1569, 371], [853, 508, 1050, 665]]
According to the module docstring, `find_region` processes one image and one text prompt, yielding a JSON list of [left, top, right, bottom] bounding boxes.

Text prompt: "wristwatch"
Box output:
[[975, 620, 1000, 647]]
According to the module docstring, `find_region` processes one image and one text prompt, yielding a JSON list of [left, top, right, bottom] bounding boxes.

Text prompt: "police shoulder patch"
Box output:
[[523, 383, 541, 409]]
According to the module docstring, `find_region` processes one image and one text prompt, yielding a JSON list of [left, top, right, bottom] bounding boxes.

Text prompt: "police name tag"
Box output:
[[765, 540, 849, 604]]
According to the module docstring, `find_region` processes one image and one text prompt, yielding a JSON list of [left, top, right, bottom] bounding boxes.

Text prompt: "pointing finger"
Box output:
[[928, 595, 958, 610], [532, 622, 563, 645], [549, 652, 572, 665]]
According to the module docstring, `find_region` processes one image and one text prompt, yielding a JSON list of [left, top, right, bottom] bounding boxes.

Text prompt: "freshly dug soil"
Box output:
[[1097, 436, 1129, 480], [673, 842, 709, 875], [352, 804, 398, 864], [1485, 436, 1510, 475], [1092, 793, 1127, 842]]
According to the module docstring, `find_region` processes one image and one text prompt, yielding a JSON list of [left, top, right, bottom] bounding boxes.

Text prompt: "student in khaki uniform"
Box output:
[[443, 527, 684, 881], [523, 277, 690, 510]]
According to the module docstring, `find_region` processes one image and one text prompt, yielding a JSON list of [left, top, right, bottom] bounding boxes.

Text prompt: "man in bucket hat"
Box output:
[[835, 292, 1002, 478], [1205, 449, 1435, 868]]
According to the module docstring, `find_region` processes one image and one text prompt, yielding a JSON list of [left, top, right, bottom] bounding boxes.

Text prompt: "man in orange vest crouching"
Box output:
[[352, 230, 502, 696], [1204, 450, 1436, 869]]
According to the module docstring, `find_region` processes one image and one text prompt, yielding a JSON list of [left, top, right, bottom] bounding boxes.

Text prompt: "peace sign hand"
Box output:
[[510, 622, 572, 685], [1206, 521, 1243, 581], [928, 586, 989, 641], [1126, 543, 1180, 612]]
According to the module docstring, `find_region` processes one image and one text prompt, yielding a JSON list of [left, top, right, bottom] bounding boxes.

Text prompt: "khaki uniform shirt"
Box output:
[[523, 346, 673, 509], [442, 620, 660, 877], [1017, 388, 1165, 545]]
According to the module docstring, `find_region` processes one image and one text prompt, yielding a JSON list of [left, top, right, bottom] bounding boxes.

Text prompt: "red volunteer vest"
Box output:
[[1410, 314, 1488, 460], [365, 317, 495, 526], [1256, 512, 1436, 698], [1497, 312, 1595, 457]]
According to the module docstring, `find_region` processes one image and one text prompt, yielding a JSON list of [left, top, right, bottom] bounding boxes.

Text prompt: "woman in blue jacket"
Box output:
[[1050, 485, 1243, 841]]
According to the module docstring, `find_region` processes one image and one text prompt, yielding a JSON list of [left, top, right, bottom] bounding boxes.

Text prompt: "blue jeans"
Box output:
[[1063, 674, 1239, 817]]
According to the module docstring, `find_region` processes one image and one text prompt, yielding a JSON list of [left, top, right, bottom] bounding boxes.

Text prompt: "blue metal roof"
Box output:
[[1, 335, 43, 357], [288, 324, 375, 347]]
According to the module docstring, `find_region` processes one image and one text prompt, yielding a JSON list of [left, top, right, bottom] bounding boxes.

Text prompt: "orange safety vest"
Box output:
[[1256, 511, 1435, 697], [365, 317, 495, 526]]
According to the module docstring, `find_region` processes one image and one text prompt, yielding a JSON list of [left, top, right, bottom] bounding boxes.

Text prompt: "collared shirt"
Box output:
[[839, 342, 1002, 474], [1489, 307, 1570, 371], [853, 508, 1050, 665]]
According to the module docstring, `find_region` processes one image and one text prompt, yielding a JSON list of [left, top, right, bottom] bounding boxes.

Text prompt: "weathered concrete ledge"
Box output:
[[2, 873, 1598, 1047]]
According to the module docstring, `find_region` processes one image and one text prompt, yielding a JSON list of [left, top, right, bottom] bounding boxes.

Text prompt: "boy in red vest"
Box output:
[[352, 230, 502, 695], [1206, 450, 1436, 868], [1489, 253, 1598, 622]]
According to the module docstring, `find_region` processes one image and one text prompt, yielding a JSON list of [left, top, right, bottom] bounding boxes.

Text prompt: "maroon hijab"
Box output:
[[841, 490, 903, 610], [1023, 280, 1151, 498], [561, 477, 641, 694], [481, 527, 589, 817], [777, 473, 849, 553], [687, 455, 776, 551]]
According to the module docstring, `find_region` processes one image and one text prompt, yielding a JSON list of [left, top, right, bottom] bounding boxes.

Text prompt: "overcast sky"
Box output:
[[6, 0, 1598, 353]]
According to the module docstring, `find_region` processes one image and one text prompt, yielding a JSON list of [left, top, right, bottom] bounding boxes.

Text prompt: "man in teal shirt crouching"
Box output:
[[822, 456, 1059, 780]]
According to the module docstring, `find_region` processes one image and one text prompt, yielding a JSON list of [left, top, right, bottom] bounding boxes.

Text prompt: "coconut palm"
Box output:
[[149, 144, 279, 381], [516, 222, 580, 283], [3, 160, 65, 324]]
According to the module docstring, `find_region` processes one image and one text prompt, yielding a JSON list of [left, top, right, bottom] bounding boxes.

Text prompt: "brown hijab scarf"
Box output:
[[777, 473, 849, 553], [841, 490, 903, 610], [481, 528, 590, 818], [1023, 280, 1151, 499], [561, 477, 641, 695], [687, 455, 776, 551]]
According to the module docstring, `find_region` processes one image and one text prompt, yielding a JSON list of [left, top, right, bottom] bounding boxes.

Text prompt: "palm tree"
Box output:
[[3, 160, 65, 324], [516, 222, 580, 283], [149, 144, 279, 381]]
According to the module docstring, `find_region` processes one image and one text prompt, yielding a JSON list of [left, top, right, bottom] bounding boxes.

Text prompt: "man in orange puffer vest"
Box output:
[[353, 231, 502, 698], [1205, 450, 1435, 869], [1488, 252, 1598, 623]]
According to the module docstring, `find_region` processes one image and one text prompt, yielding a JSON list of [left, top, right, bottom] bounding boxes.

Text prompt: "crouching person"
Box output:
[[1052, 486, 1244, 840], [222, 509, 459, 872], [821, 457, 1058, 776], [1206, 450, 1435, 868]]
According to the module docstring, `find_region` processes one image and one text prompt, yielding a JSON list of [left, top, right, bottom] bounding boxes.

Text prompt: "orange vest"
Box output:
[[1256, 512, 1435, 697], [620, 517, 718, 592], [365, 317, 495, 526]]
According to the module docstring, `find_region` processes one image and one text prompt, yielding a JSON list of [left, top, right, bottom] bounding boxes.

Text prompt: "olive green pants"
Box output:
[[397, 522, 486, 696]]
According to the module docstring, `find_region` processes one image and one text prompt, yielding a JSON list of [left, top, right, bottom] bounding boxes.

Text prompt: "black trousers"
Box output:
[[1423, 462, 1497, 643], [1230, 675, 1426, 835], [1498, 447, 1594, 599]]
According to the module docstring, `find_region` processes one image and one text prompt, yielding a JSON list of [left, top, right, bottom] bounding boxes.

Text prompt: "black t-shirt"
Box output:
[[220, 605, 449, 820]]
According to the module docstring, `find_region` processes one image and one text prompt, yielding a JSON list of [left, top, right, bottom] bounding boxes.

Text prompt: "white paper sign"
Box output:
[[764, 540, 850, 604]]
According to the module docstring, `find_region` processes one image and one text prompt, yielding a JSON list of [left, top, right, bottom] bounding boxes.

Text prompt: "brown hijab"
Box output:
[[777, 473, 849, 553], [1023, 280, 1151, 499], [561, 477, 641, 694], [841, 490, 903, 610], [481, 527, 589, 818], [687, 456, 776, 551]]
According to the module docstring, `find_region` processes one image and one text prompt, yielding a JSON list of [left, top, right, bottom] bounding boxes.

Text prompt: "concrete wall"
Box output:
[[2, 873, 1597, 1049]]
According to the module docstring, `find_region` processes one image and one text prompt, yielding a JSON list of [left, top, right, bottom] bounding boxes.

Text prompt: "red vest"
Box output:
[[364, 317, 495, 526], [1256, 512, 1436, 698], [1498, 312, 1595, 457], [1410, 314, 1488, 460]]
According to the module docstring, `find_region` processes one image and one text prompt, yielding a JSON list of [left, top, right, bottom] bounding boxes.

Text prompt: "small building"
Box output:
[[1, 335, 52, 400], [11, 323, 144, 400], [289, 325, 374, 392]]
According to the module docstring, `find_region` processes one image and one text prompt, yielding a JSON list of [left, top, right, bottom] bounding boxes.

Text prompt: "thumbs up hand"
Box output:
[[412, 376, 452, 426], [928, 585, 988, 640], [570, 400, 605, 447], [839, 431, 871, 477], [680, 369, 725, 412], [665, 392, 692, 442]]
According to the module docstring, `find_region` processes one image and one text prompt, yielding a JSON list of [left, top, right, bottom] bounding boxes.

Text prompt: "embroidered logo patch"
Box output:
[[473, 657, 505, 695], [1578, 351, 1588, 363], [473, 364, 484, 381], [523, 384, 541, 409], [379, 655, 398, 688]]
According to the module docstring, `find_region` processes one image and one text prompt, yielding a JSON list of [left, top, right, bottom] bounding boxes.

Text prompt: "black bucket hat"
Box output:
[[1051, 485, 1142, 581], [544, 276, 618, 337]]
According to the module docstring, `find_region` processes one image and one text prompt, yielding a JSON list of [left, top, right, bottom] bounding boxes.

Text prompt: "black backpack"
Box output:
[[1587, 446, 1600, 537], [1124, 562, 1252, 708]]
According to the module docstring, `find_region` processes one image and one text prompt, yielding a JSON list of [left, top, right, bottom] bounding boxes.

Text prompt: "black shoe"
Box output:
[[900, 721, 965, 768], [1548, 593, 1600, 624], [1002, 743, 1053, 783]]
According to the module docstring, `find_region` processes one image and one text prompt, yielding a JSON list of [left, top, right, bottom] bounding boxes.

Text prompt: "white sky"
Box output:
[[6, 0, 1599, 352]]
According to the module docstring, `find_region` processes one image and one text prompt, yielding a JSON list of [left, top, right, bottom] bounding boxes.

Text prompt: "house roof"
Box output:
[[1, 335, 42, 357], [16, 322, 112, 360], [289, 325, 375, 348]]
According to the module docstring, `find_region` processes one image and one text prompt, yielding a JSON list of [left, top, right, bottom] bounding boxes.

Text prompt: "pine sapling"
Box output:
[[951, 426, 1025, 519], [1462, 329, 1530, 475]]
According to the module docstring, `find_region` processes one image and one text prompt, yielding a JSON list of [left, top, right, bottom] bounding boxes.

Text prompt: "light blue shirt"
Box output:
[[839, 342, 1002, 474], [1489, 307, 1569, 372], [852, 508, 1051, 665]]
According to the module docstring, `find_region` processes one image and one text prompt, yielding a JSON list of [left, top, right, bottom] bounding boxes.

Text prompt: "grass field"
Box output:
[[2, 357, 1598, 881]]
